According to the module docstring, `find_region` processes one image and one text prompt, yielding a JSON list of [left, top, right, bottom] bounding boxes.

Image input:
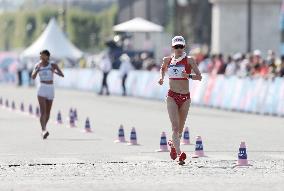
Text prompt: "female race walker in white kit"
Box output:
[[32, 50, 64, 139]]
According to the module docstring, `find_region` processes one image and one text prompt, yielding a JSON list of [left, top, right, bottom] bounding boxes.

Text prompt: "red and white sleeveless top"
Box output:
[[168, 57, 191, 80]]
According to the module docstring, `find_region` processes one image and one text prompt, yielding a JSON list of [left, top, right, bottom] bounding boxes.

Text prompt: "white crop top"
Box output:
[[37, 62, 54, 81]]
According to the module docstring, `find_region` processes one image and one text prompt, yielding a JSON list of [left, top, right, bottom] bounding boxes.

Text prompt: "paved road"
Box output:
[[0, 85, 283, 191]]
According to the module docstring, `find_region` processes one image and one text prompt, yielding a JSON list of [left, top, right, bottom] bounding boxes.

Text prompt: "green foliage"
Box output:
[[0, 13, 16, 50], [35, 7, 59, 36], [96, 4, 117, 49], [68, 10, 99, 50], [0, 4, 118, 51]]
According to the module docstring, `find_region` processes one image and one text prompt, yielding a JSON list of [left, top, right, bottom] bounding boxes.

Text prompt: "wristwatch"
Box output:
[[188, 74, 193, 79]]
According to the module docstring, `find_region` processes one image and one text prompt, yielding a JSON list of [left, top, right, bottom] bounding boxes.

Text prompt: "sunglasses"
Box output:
[[173, 45, 185, 49]]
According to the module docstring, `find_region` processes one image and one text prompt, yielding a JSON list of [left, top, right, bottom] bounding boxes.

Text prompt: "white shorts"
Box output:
[[37, 83, 54, 100]]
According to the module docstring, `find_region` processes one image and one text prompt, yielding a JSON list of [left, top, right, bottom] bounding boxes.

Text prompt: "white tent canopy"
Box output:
[[113, 17, 163, 32], [21, 18, 83, 60]]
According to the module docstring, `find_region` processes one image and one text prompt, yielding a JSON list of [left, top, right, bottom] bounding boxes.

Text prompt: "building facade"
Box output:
[[117, 0, 169, 26], [210, 0, 282, 55]]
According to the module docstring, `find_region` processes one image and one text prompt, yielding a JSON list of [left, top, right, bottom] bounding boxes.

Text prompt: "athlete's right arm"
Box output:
[[31, 64, 40, 80], [158, 57, 170, 85]]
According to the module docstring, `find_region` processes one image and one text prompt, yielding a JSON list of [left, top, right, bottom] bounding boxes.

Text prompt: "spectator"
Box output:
[[132, 54, 143, 69], [266, 50, 277, 77], [198, 54, 210, 73], [119, 54, 133, 96], [211, 55, 221, 75], [193, 49, 204, 64], [98, 53, 112, 95], [207, 54, 216, 74], [27, 60, 34, 86], [17, 62, 25, 86], [237, 53, 249, 77], [279, 56, 284, 77], [225, 55, 237, 76], [250, 50, 264, 77], [217, 54, 226, 74], [246, 54, 254, 76]]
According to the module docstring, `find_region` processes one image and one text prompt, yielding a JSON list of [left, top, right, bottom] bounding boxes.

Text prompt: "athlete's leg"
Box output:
[[167, 96, 180, 154], [38, 96, 47, 131], [178, 99, 191, 139], [45, 99, 53, 127], [99, 72, 107, 94], [122, 74, 127, 96], [105, 72, 110, 95]]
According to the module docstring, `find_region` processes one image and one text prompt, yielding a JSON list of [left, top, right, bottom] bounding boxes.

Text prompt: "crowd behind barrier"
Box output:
[[1, 50, 284, 117], [195, 50, 284, 78], [53, 69, 284, 117]]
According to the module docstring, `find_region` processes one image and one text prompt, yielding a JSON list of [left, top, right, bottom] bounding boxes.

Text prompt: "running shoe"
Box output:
[[178, 152, 187, 165], [168, 140, 177, 160], [42, 131, 49, 139]]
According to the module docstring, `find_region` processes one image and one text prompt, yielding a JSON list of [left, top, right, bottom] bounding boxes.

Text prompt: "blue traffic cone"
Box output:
[[5, 99, 9, 108], [28, 104, 33, 115], [84, 118, 92, 133], [192, 136, 205, 158], [181, 127, 190, 145], [73, 108, 78, 121], [56, 111, 62, 124], [11, 101, 16, 110], [128, 127, 139, 145], [156, 132, 169, 152], [237, 141, 251, 166], [68, 112, 76, 128], [69, 108, 73, 119], [20, 103, 24, 112], [35, 106, 40, 118], [114, 125, 127, 143]]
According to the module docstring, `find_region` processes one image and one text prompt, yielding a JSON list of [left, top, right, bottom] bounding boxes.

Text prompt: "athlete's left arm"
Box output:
[[188, 57, 202, 81], [52, 64, 64, 77]]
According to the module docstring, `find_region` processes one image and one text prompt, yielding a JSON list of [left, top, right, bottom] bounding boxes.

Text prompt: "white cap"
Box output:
[[233, 53, 242, 60], [120, 53, 130, 62], [253, 49, 261, 56], [172, 36, 185, 46]]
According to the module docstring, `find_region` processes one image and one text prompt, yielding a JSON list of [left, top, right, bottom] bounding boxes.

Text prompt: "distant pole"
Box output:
[[174, 0, 178, 35], [129, 0, 134, 19], [247, 0, 252, 52], [146, 0, 151, 21], [281, 0, 284, 55], [62, 0, 67, 34]]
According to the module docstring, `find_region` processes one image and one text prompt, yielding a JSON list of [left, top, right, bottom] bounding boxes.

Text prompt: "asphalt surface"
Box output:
[[0, 85, 283, 191]]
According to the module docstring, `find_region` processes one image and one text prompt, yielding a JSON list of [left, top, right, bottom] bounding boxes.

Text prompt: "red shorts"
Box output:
[[168, 90, 190, 108]]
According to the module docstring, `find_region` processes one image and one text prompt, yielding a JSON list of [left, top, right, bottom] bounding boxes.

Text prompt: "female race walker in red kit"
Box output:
[[158, 36, 202, 165]]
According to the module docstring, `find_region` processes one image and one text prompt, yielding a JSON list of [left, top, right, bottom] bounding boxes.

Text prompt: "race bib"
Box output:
[[168, 64, 185, 78]]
